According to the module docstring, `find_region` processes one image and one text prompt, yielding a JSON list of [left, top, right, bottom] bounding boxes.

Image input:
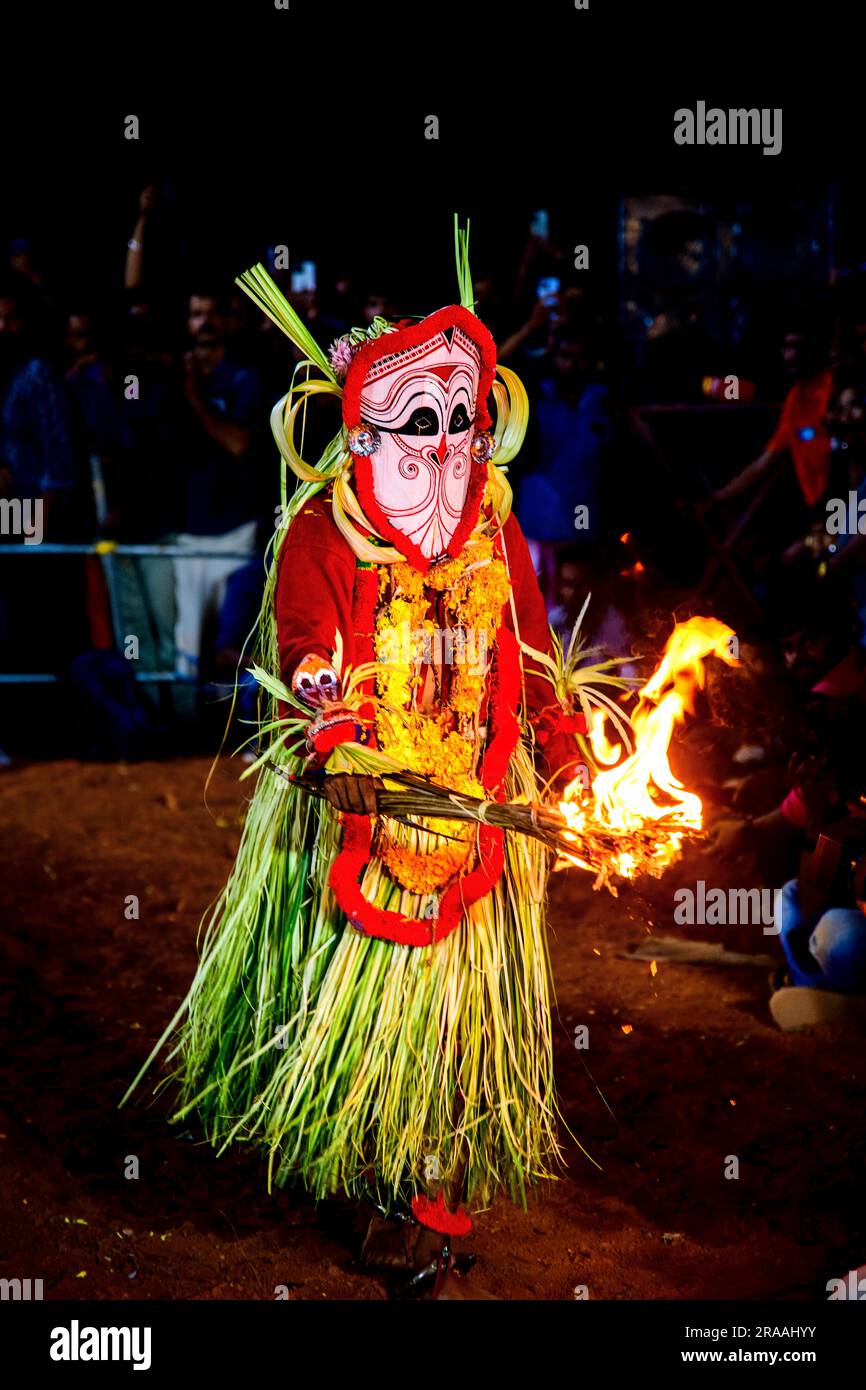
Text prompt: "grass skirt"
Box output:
[[148, 738, 566, 1215]]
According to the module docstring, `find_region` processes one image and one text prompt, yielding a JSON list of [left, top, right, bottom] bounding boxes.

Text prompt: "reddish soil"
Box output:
[[1, 756, 864, 1300]]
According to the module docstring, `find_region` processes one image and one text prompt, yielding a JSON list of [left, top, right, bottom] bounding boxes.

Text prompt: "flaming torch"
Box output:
[[556, 616, 737, 888], [266, 615, 738, 895]]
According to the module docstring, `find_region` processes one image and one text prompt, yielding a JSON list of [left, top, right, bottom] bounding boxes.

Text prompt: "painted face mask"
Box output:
[[342, 306, 497, 572]]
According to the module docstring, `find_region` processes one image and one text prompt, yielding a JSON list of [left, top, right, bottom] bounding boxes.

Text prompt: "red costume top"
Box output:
[[275, 494, 556, 725], [765, 369, 834, 507]]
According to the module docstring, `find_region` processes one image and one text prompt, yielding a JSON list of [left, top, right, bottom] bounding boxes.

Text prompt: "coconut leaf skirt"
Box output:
[[149, 742, 567, 1214]]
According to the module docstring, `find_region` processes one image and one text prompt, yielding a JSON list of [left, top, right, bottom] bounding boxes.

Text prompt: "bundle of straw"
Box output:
[[273, 764, 696, 890]]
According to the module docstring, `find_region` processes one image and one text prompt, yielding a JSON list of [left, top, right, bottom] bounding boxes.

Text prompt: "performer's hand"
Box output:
[[320, 774, 382, 816]]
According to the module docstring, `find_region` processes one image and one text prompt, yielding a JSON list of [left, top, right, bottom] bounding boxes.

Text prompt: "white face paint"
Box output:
[[358, 325, 482, 559]]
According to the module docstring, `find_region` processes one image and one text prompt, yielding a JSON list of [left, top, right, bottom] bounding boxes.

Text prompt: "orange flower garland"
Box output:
[[371, 536, 511, 893]]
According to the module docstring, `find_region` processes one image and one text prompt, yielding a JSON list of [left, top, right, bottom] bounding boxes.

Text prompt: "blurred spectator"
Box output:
[[108, 284, 266, 699], [362, 289, 395, 327], [471, 272, 508, 344], [65, 306, 132, 465], [0, 285, 87, 678], [515, 324, 614, 600], [321, 270, 358, 329], [0, 286, 76, 508], [102, 285, 185, 678], [513, 218, 571, 311], [289, 286, 347, 355], [714, 315, 833, 510], [8, 236, 46, 290], [777, 874, 866, 995], [498, 298, 555, 368], [548, 543, 639, 679], [172, 288, 264, 682], [5, 236, 58, 327], [547, 544, 593, 648], [224, 289, 260, 365], [124, 185, 157, 291]]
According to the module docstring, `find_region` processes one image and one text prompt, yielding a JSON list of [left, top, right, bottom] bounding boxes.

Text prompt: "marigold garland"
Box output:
[[370, 535, 511, 893], [376, 834, 472, 896]]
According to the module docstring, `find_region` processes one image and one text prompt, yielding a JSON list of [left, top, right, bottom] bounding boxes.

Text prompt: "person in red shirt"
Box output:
[[714, 320, 833, 509]]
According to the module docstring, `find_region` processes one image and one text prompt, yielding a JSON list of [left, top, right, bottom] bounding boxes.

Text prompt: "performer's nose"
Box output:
[[429, 432, 449, 467]]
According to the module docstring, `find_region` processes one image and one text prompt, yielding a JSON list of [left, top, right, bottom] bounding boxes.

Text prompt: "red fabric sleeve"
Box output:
[[499, 511, 587, 788], [499, 511, 557, 720], [274, 496, 357, 692]]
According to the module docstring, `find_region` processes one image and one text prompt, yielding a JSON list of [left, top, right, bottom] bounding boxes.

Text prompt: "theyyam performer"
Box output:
[[124, 223, 593, 1299]]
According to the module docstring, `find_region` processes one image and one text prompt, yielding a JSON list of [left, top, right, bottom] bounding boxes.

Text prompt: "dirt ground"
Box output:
[[1, 754, 864, 1301]]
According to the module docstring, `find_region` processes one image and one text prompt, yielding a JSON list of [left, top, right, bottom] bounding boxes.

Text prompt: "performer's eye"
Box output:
[[385, 406, 439, 436], [448, 404, 472, 433], [316, 671, 340, 701]]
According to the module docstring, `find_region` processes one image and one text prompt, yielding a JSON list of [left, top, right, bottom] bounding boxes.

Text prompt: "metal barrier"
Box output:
[[0, 540, 256, 684], [1, 453, 260, 686], [0, 544, 255, 556]]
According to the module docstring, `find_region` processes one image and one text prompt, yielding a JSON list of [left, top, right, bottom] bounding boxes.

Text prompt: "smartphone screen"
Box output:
[[530, 209, 550, 240], [290, 260, 317, 293], [536, 275, 560, 308]]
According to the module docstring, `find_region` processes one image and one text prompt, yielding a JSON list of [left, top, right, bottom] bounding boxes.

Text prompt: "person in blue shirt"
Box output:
[[178, 289, 264, 537], [0, 288, 76, 503], [515, 325, 613, 604], [0, 286, 86, 696]]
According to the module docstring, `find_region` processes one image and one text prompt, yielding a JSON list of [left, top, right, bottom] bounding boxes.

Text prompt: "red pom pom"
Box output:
[[561, 711, 588, 735], [310, 718, 362, 756], [533, 704, 587, 744], [411, 1192, 473, 1237]]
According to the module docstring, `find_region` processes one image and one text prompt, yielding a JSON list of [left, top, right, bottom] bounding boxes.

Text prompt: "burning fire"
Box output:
[[557, 616, 737, 885]]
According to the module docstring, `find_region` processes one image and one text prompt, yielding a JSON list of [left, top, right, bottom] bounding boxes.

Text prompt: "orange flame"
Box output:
[[558, 616, 737, 881], [587, 706, 622, 766]]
